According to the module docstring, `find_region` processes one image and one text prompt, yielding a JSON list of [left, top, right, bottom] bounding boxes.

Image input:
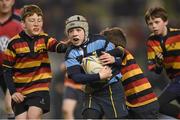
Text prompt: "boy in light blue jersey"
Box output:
[[64, 15, 128, 119]]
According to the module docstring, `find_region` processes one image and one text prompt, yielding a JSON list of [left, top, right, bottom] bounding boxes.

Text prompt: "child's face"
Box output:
[[147, 17, 168, 36], [22, 13, 43, 36], [68, 27, 85, 46]]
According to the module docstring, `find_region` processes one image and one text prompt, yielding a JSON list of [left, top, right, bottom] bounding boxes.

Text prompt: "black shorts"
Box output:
[[63, 86, 84, 101], [12, 91, 50, 116], [0, 73, 7, 94], [82, 82, 128, 119]]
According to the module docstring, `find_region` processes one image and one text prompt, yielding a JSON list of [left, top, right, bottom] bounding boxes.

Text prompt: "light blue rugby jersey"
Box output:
[[65, 35, 122, 84]]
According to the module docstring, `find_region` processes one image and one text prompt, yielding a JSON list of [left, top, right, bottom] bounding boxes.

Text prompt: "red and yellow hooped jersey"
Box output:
[[121, 49, 157, 107], [147, 28, 180, 79], [3, 31, 61, 95]]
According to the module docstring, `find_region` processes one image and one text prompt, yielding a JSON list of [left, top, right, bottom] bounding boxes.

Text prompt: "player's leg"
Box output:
[[15, 112, 27, 119], [74, 89, 84, 119], [62, 99, 77, 119], [102, 82, 128, 119], [62, 86, 83, 119], [26, 91, 50, 119], [12, 100, 28, 119], [82, 93, 103, 119], [4, 89, 14, 118], [82, 108, 103, 119], [27, 106, 43, 119], [128, 101, 159, 119], [158, 82, 180, 118]]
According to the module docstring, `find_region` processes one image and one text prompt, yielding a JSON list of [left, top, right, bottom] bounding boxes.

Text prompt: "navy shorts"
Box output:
[[12, 91, 50, 116], [82, 81, 128, 119], [63, 86, 84, 119], [63, 86, 84, 101]]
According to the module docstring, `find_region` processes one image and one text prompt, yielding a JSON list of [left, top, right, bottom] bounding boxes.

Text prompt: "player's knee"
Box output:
[[62, 106, 73, 116], [27, 106, 43, 119], [27, 112, 42, 119], [62, 106, 75, 119], [28, 114, 41, 119], [15, 112, 27, 119]]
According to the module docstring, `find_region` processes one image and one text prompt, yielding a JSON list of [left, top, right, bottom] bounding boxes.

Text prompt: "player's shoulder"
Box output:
[[13, 9, 22, 16], [89, 34, 107, 41], [148, 32, 155, 38], [164, 27, 180, 38], [10, 32, 21, 41], [169, 28, 180, 35], [39, 32, 49, 38], [88, 34, 110, 47], [169, 28, 180, 32], [65, 45, 73, 53], [8, 34, 21, 46], [65, 45, 78, 59], [37, 32, 51, 41], [12, 9, 22, 22], [147, 33, 159, 42]]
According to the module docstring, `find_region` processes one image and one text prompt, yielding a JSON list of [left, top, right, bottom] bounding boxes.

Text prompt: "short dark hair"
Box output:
[[21, 4, 43, 21], [145, 7, 168, 24], [100, 27, 127, 48]]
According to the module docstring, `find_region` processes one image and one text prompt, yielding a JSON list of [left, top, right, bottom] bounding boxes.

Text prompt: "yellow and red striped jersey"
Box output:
[[3, 31, 62, 95], [121, 49, 158, 107], [147, 28, 180, 79]]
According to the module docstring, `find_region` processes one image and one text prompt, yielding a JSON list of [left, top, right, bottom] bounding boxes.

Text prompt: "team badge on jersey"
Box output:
[[0, 36, 10, 51]]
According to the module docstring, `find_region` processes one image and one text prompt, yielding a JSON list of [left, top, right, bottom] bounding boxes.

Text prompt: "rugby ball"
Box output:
[[82, 55, 103, 74]]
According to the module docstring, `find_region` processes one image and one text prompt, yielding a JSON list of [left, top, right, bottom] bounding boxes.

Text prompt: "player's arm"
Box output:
[[3, 67, 16, 95], [99, 45, 124, 67], [147, 42, 163, 74], [106, 46, 124, 58], [46, 37, 70, 53], [67, 65, 97, 84], [65, 50, 101, 84], [2, 45, 17, 95], [65, 54, 112, 84], [67, 65, 112, 84], [148, 55, 163, 74], [3, 67, 25, 103], [103, 40, 124, 58], [3, 44, 26, 103]]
